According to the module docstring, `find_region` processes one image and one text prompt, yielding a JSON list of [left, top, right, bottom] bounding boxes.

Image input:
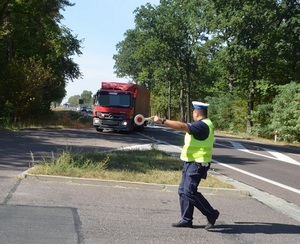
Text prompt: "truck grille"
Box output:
[[102, 120, 119, 126], [97, 112, 125, 120]]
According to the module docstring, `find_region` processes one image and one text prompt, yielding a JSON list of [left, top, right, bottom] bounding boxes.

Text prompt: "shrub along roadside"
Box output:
[[0, 110, 92, 131], [28, 147, 234, 189]]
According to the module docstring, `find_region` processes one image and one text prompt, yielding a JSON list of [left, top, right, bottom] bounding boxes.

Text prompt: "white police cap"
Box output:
[[192, 101, 209, 110]]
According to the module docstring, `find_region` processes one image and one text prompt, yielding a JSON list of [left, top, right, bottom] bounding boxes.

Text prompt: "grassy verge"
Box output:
[[28, 147, 234, 189], [1, 110, 92, 131], [215, 130, 300, 148]]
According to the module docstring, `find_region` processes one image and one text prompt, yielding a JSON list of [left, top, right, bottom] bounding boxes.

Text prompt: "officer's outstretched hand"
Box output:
[[153, 116, 163, 124]]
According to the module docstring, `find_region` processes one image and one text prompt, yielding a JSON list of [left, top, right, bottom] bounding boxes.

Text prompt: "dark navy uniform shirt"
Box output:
[[187, 119, 209, 141]]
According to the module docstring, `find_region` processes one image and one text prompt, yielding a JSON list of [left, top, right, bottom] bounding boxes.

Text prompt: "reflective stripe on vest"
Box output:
[[180, 118, 214, 163]]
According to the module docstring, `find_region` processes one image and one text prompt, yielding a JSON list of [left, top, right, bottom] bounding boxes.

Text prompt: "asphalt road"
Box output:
[[0, 126, 300, 243], [140, 126, 300, 208]]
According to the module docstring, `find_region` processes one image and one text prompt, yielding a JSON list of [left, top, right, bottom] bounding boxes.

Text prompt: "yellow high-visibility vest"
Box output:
[[180, 118, 214, 163]]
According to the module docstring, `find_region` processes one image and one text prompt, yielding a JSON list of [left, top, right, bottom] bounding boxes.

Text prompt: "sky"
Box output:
[[61, 0, 160, 103]]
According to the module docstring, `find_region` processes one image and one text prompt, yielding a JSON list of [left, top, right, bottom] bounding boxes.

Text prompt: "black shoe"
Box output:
[[172, 220, 193, 228], [205, 210, 219, 230]]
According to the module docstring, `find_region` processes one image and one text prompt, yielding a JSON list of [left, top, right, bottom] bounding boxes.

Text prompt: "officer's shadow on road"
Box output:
[[207, 222, 300, 234]]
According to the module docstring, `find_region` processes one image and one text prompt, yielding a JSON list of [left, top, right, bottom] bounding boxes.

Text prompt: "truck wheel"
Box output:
[[96, 128, 103, 132]]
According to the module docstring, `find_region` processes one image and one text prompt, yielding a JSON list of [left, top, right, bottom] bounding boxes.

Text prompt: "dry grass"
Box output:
[[28, 147, 234, 188]]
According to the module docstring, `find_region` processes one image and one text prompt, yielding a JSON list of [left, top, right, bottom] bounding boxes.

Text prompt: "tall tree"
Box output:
[[114, 0, 213, 121], [207, 0, 300, 132], [0, 0, 82, 119], [68, 95, 81, 107], [80, 90, 93, 106]]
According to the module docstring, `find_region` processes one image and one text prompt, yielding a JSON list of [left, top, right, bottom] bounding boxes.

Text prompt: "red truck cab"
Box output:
[[93, 82, 150, 132]]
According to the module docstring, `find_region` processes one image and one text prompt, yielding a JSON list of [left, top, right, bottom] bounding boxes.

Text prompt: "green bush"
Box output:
[[207, 94, 247, 132], [270, 82, 300, 143]]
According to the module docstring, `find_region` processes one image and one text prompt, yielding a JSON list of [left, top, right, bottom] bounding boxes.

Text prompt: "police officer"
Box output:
[[153, 101, 219, 230]]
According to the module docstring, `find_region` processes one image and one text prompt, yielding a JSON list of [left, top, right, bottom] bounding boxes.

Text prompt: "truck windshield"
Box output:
[[96, 92, 131, 107]]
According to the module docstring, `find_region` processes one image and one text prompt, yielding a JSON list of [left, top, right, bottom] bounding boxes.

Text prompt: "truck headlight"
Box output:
[[96, 112, 105, 119], [94, 118, 100, 124]]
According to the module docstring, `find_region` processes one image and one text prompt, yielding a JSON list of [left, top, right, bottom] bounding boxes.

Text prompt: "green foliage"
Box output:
[[270, 82, 300, 143], [114, 0, 215, 121], [150, 82, 169, 116], [80, 90, 93, 106], [3, 0, 297, 143], [207, 91, 298, 140], [251, 82, 300, 143], [68, 95, 81, 107], [112, 0, 300, 141], [66, 91, 93, 107], [0, 101, 15, 126], [0, 57, 71, 119], [206, 95, 247, 133], [206, 95, 234, 131], [251, 103, 274, 138], [0, 0, 82, 123], [208, 0, 300, 128]]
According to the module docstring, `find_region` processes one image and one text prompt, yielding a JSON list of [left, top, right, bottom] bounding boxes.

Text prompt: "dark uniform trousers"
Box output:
[[178, 162, 215, 223]]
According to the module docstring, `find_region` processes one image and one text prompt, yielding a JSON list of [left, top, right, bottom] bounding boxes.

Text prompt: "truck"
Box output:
[[93, 82, 150, 132]]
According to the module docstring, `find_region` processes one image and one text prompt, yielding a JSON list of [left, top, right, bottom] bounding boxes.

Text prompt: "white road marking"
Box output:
[[216, 142, 300, 166], [139, 129, 300, 195], [262, 147, 300, 166], [229, 141, 250, 152], [213, 159, 300, 195]]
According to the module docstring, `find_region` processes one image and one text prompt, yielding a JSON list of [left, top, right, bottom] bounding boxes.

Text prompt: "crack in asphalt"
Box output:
[[2, 178, 22, 205]]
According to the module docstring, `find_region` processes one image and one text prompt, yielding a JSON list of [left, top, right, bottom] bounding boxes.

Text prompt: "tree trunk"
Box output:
[[180, 78, 184, 122], [247, 81, 254, 134], [186, 64, 191, 123], [0, 1, 9, 24], [1, 2, 12, 61], [247, 55, 258, 134], [168, 80, 171, 119], [6, 15, 12, 61]]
